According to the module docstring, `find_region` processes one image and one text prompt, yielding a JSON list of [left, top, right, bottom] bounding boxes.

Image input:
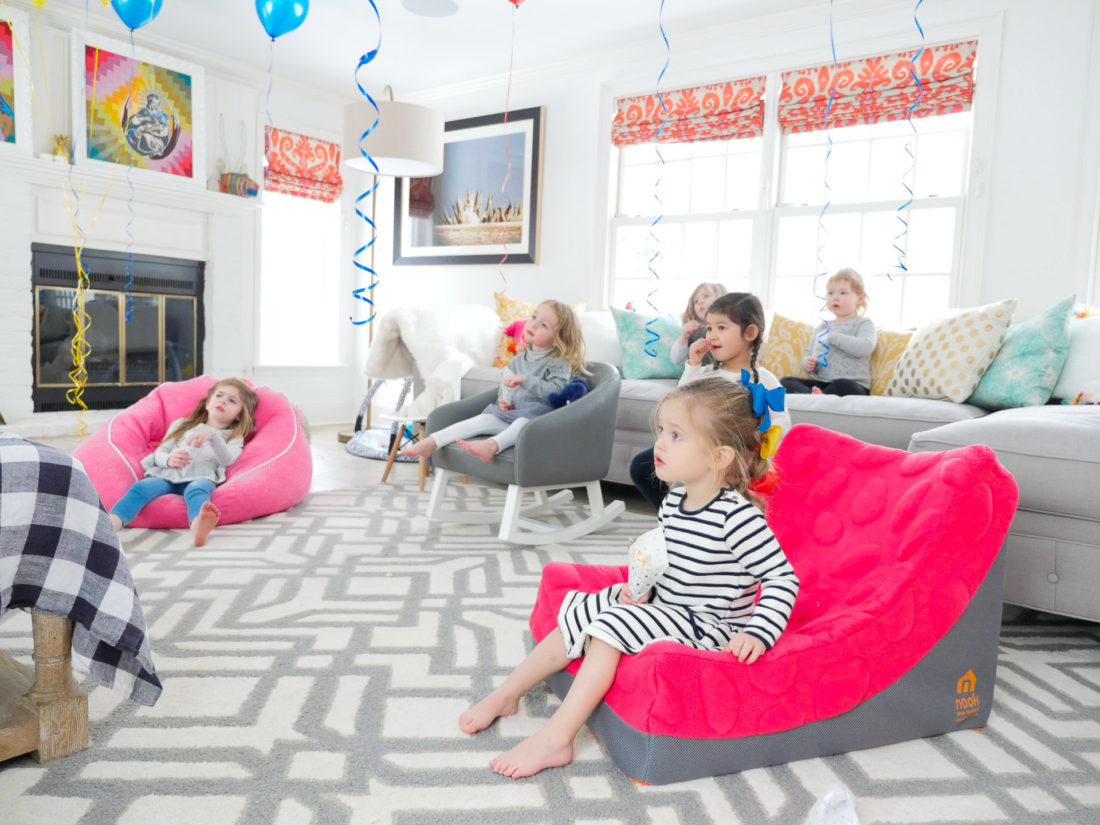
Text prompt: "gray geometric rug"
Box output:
[[2, 484, 1099, 825]]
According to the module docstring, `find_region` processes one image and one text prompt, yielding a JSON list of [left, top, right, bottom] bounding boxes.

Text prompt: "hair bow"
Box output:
[[740, 369, 786, 434]]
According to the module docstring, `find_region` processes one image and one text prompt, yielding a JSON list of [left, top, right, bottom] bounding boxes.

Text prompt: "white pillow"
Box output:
[[579, 310, 623, 369], [1052, 313, 1100, 401], [885, 299, 1016, 403]]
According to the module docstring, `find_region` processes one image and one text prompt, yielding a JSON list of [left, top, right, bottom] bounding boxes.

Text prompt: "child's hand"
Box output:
[[618, 583, 651, 605], [499, 399, 515, 412], [167, 449, 191, 469], [186, 428, 212, 448], [679, 320, 699, 343], [687, 338, 712, 366], [502, 373, 525, 388], [805, 357, 818, 373], [725, 632, 765, 664]]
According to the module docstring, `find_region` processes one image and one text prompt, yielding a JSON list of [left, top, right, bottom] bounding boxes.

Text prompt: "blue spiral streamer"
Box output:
[[349, 0, 382, 326], [643, 0, 670, 358], [123, 29, 138, 324], [813, 0, 840, 367], [890, 0, 925, 280]]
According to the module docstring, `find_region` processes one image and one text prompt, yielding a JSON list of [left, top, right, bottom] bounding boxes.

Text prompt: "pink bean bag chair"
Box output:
[[73, 376, 311, 528], [530, 423, 1018, 784]]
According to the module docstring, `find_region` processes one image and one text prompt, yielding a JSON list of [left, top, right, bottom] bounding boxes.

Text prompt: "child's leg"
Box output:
[[458, 417, 529, 462], [183, 479, 219, 546], [109, 477, 175, 529], [405, 414, 506, 458], [490, 637, 622, 779], [459, 627, 573, 734]]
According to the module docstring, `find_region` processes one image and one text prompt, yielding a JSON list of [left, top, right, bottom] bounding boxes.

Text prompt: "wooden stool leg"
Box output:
[[381, 426, 402, 483], [28, 612, 88, 762], [417, 422, 428, 492]]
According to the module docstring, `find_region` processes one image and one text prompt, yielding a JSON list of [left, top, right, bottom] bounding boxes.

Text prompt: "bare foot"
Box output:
[[401, 436, 437, 459], [811, 386, 823, 395], [457, 438, 498, 463], [191, 501, 220, 547], [458, 689, 520, 734], [109, 513, 123, 532], [490, 730, 574, 778]]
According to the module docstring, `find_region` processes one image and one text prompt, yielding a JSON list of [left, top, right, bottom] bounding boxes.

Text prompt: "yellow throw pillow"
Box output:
[[885, 299, 1017, 402], [758, 314, 813, 379], [869, 328, 915, 396]]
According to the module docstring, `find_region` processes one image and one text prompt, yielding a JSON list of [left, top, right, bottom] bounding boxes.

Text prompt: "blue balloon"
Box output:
[[110, 0, 164, 31], [255, 0, 309, 40]]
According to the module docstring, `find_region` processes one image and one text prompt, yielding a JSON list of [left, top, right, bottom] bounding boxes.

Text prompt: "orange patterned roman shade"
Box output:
[[264, 125, 343, 203], [778, 40, 977, 134], [612, 76, 766, 146]]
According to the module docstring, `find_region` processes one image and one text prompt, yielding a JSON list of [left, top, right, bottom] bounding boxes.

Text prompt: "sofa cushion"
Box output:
[[617, 377, 678, 433], [886, 299, 1016, 402], [758, 313, 812, 380], [579, 310, 623, 369], [610, 308, 685, 380], [787, 394, 988, 450], [869, 327, 915, 396], [1051, 309, 1100, 403], [968, 295, 1074, 410], [908, 406, 1100, 522]]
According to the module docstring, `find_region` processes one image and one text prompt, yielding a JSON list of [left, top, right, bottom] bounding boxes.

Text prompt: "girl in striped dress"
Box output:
[[459, 375, 800, 778]]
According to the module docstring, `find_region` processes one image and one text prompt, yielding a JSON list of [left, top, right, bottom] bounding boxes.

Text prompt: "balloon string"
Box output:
[[644, 0, 669, 359], [813, 0, 839, 368], [350, 0, 382, 326], [890, 0, 925, 280], [496, 5, 519, 291]]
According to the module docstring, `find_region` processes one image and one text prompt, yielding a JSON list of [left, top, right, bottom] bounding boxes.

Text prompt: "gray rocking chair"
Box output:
[[424, 361, 625, 545]]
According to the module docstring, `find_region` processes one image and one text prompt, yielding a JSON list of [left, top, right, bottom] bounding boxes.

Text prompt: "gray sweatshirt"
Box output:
[[140, 418, 245, 484], [484, 348, 572, 423], [804, 316, 876, 388]]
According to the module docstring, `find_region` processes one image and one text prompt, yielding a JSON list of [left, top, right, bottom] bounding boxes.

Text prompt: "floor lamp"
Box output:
[[342, 92, 444, 435]]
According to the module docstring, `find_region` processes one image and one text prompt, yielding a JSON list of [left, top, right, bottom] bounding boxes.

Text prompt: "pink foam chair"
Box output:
[[73, 376, 311, 528], [529, 423, 1018, 784]]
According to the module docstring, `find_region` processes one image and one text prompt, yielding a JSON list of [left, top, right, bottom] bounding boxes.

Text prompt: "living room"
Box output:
[[1, 0, 1098, 823]]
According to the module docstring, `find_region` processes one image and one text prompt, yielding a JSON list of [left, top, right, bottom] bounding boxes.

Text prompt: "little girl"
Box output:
[[630, 292, 790, 508], [669, 281, 726, 365], [781, 267, 876, 396], [108, 378, 258, 546], [460, 375, 800, 778], [403, 300, 586, 463]]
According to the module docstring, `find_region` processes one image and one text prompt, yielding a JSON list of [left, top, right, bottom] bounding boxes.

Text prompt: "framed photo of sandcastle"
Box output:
[[0, 8, 32, 152], [70, 33, 205, 185], [393, 106, 543, 265]]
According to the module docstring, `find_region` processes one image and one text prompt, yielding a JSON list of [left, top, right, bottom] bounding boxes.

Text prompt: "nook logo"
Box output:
[[955, 669, 980, 722]]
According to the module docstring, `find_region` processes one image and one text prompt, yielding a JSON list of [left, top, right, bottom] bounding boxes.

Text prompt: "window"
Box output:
[[258, 191, 341, 365], [608, 41, 976, 329]]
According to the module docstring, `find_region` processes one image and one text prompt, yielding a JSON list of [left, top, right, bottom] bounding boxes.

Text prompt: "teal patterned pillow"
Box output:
[[610, 308, 685, 380], [968, 295, 1074, 410]]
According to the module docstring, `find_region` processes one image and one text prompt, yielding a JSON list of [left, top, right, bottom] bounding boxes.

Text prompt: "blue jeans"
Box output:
[[110, 477, 217, 525]]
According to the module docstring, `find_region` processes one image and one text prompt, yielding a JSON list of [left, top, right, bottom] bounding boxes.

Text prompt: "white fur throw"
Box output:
[[363, 305, 502, 382]]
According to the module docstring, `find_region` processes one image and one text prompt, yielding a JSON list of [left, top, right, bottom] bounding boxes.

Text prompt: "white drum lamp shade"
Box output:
[[343, 100, 444, 178]]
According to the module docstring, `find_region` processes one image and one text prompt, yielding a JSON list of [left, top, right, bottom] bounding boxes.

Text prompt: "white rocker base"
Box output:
[[425, 468, 625, 546]]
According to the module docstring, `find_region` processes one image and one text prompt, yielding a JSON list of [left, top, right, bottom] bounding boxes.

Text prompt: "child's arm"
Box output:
[[827, 318, 876, 358], [678, 361, 711, 386], [726, 507, 800, 652], [520, 360, 572, 401], [669, 340, 690, 365], [205, 431, 246, 468], [804, 321, 829, 372]]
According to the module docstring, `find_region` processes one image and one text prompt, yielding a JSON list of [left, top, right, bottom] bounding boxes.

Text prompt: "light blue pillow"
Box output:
[[610, 307, 685, 380], [968, 295, 1075, 410]]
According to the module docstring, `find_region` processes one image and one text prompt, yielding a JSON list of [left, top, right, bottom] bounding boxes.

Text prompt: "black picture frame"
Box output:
[[393, 106, 543, 265]]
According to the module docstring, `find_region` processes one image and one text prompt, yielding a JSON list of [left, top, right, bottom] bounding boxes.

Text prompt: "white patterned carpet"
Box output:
[[2, 483, 1099, 825]]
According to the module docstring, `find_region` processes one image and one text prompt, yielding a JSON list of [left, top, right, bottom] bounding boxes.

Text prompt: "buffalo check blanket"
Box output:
[[0, 433, 161, 706]]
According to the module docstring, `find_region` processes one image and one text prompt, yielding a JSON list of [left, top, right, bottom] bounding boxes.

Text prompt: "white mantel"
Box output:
[[0, 151, 260, 432]]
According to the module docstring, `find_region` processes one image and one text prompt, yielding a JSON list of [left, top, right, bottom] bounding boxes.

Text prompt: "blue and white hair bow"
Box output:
[[740, 370, 786, 433]]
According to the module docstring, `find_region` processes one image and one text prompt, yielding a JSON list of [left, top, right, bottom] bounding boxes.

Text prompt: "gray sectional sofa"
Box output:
[[460, 365, 1100, 624]]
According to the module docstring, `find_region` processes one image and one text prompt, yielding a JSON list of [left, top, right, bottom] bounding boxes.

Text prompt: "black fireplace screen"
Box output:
[[32, 243, 204, 412]]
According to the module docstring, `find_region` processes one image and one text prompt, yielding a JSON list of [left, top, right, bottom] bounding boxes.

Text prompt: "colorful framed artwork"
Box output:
[[70, 33, 205, 184], [393, 106, 543, 265], [0, 7, 31, 151]]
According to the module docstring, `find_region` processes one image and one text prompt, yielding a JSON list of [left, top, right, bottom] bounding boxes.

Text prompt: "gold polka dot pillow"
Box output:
[[869, 328, 914, 396], [759, 314, 813, 379], [885, 300, 1017, 402]]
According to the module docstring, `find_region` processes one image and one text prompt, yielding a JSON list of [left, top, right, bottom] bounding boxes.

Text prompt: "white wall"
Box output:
[[388, 0, 1100, 323]]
